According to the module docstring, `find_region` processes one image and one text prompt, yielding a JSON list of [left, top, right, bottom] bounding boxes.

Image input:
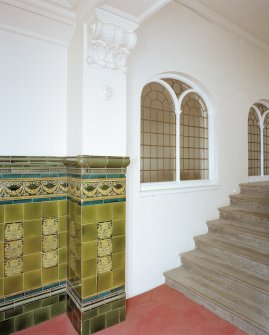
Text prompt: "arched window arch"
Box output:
[[248, 101, 269, 177], [140, 74, 212, 185]]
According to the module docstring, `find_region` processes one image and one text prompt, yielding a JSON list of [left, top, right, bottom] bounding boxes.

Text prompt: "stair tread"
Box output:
[[181, 249, 269, 293], [165, 267, 269, 332], [219, 206, 269, 220], [207, 219, 269, 239], [230, 194, 269, 204], [195, 235, 269, 265], [240, 182, 269, 189]]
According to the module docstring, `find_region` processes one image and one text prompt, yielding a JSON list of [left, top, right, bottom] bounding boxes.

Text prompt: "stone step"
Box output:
[[181, 250, 269, 309], [164, 267, 269, 335], [240, 182, 269, 197], [230, 194, 269, 213], [194, 235, 269, 279], [207, 219, 269, 254], [219, 206, 269, 227]]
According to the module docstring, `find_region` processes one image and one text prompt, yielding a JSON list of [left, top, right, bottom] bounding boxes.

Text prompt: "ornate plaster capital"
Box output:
[[87, 8, 138, 72]]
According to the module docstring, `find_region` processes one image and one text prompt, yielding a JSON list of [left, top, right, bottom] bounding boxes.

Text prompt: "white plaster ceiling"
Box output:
[[191, 0, 269, 46]]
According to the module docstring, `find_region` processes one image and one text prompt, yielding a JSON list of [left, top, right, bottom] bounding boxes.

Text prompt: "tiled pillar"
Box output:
[[0, 157, 68, 335], [64, 156, 129, 335]]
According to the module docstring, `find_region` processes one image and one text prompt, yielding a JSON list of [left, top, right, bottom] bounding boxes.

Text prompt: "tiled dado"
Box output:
[[0, 156, 129, 335]]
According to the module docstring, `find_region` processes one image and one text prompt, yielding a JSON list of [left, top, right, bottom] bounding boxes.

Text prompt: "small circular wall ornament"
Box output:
[[98, 85, 113, 101]]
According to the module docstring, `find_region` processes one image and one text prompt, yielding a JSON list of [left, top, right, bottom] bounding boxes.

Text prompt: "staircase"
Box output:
[[164, 182, 269, 335]]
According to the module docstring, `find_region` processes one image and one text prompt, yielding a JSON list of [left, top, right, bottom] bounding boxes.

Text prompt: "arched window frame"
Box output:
[[140, 73, 218, 193], [248, 100, 269, 180]]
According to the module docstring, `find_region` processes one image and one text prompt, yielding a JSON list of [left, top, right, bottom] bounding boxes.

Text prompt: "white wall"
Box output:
[[0, 29, 68, 156], [126, 1, 269, 297]]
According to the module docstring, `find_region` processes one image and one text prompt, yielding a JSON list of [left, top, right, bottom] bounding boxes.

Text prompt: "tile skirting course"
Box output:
[[0, 156, 130, 335], [164, 181, 269, 335]]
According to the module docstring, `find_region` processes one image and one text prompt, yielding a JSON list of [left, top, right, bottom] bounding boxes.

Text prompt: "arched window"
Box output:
[[140, 75, 211, 184], [248, 101, 269, 177]]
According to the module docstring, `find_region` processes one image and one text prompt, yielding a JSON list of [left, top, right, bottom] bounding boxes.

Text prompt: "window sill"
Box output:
[[248, 175, 269, 182], [140, 180, 219, 197]]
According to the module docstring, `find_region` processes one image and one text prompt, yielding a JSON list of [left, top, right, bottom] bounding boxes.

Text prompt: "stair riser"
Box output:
[[166, 279, 269, 335], [240, 186, 269, 198], [195, 240, 269, 279], [219, 209, 269, 228], [230, 198, 269, 213], [207, 225, 269, 254], [182, 259, 269, 310]]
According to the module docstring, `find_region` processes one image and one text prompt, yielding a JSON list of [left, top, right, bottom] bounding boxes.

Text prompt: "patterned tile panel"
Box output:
[[42, 218, 59, 236], [42, 217, 59, 269], [97, 222, 112, 240], [5, 222, 23, 241], [97, 221, 113, 275]]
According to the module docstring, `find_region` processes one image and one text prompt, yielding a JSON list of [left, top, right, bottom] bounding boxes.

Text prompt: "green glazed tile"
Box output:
[[82, 223, 96, 242], [0, 279, 3, 297], [96, 204, 112, 222], [59, 232, 67, 248], [113, 268, 125, 287], [5, 204, 23, 222], [14, 311, 34, 332], [112, 235, 125, 253], [23, 219, 41, 238], [112, 251, 125, 271], [58, 201, 67, 217], [113, 203, 125, 219], [5, 306, 23, 319], [23, 301, 42, 313], [106, 309, 120, 327], [119, 306, 126, 322], [34, 306, 50, 325], [0, 318, 14, 335], [82, 241, 96, 261], [81, 320, 90, 335], [0, 223, 3, 241], [82, 206, 96, 224], [0, 312, 4, 322], [98, 303, 111, 315], [24, 253, 41, 272], [42, 295, 58, 307], [112, 298, 125, 310], [24, 203, 41, 220], [59, 248, 67, 264], [97, 272, 112, 292], [113, 219, 125, 236], [0, 262, 2, 278], [42, 202, 58, 218], [59, 264, 67, 280], [50, 301, 66, 318], [24, 236, 41, 255], [0, 207, 4, 223], [4, 274, 23, 295], [82, 259, 96, 279], [82, 309, 97, 321], [90, 314, 105, 333], [0, 242, 3, 260], [59, 217, 67, 232], [24, 270, 41, 290], [81, 276, 97, 298], [42, 266, 58, 285]]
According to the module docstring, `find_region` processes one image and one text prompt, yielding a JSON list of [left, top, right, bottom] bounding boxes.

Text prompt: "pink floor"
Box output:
[[15, 285, 246, 335]]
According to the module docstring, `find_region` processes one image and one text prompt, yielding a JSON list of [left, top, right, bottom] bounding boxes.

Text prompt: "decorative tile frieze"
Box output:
[[5, 222, 23, 241], [5, 240, 23, 259], [42, 218, 59, 235], [68, 178, 126, 201], [97, 256, 112, 274], [4, 258, 23, 277], [0, 178, 67, 200], [97, 222, 112, 240]]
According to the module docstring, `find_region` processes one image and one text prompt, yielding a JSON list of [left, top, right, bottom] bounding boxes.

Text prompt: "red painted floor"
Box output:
[[15, 285, 246, 335]]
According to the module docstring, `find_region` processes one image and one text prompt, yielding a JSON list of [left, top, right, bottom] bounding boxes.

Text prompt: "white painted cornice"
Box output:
[[0, 0, 76, 46], [176, 0, 269, 53]]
